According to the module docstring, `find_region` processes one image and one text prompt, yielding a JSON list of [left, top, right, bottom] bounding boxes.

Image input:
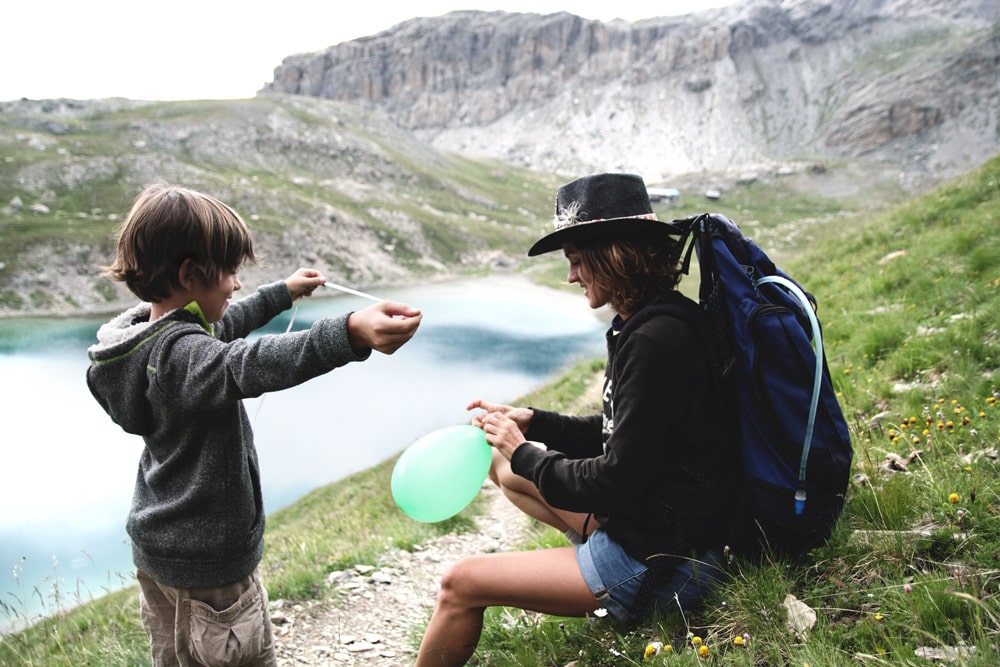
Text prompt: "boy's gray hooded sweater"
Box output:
[[86, 281, 368, 588]]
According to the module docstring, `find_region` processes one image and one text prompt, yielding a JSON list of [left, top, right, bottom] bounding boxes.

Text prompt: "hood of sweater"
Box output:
[[86, 301, 210, 436]]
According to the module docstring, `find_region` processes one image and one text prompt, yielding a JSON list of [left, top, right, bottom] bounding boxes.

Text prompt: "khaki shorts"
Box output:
[[137, 567, 277, 667]]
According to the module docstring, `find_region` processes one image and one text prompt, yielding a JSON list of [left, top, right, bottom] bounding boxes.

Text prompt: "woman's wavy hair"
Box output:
[[103, 184, 260, 302], [574, 234, 685, 316]]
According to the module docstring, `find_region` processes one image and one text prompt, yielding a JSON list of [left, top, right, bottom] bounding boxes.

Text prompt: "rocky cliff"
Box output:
[[261, 0, 1000, 186]]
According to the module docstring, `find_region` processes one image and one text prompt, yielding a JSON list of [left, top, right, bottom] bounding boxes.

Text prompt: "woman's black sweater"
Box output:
[[511, 290, 741, 563]]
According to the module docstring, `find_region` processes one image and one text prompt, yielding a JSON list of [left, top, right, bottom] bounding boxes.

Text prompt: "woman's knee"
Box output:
[[491, 446, 547, 495], [488, 449, 508, 487], [497, 465, 537, 498], [437, 556, 490, 607]]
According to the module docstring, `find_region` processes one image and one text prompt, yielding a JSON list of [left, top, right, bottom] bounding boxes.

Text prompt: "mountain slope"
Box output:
[[0, 95, 557, 316]]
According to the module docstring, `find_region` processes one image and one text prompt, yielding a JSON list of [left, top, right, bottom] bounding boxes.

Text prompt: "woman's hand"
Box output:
[[480, 411, 528, 460], [467, 398, 533, 433], [468, 399, 534, 460]]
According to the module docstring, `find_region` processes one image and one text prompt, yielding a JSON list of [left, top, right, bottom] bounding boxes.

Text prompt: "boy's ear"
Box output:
[[177, 257, 197, 291]]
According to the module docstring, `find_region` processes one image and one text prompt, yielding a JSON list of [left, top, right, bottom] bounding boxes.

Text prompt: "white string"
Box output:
[[322, 282, 383, 302]]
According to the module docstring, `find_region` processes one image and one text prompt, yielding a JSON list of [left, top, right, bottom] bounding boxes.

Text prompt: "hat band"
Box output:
[[551, 210, 657, 231]]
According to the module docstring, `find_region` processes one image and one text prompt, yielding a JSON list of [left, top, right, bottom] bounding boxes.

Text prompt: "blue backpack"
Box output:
[[670, 213, 853, 561]]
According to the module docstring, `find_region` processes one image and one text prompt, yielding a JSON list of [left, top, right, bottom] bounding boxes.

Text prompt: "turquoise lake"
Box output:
[[0, 274, 607, 628]]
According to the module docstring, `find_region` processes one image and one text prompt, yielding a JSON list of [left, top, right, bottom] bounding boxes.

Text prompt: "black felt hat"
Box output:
[[527, 173, 684, 256]]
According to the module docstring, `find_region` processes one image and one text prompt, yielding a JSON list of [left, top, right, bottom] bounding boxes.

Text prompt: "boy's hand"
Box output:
[[285, 268, 325, 300], [347, 301, 422, 355]]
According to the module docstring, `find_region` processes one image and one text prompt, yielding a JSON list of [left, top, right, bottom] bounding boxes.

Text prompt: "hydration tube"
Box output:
[[755, 275, 824, 516]]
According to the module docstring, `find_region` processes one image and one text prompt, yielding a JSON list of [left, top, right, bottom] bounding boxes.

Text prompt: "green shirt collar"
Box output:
[[183, 301, 213, 333]]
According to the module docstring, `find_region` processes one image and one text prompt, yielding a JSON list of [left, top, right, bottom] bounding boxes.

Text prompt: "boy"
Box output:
[[86, 184, 421, 666]]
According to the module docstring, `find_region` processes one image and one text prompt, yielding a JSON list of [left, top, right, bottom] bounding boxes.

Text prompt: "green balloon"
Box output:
[[391, 425, 492, 523]]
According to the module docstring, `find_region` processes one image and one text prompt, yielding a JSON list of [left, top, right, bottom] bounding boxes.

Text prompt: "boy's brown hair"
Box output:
[[105, 184, 260, 302]]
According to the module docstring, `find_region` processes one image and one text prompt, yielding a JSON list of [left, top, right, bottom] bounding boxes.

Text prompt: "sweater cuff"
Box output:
[[523, 407, 560, 442], [320, 312, 371, 364], [510, 440, 546, 480]]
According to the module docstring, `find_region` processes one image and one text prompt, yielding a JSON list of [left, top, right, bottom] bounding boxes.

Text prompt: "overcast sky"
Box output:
[[2, 1, 735, 102]]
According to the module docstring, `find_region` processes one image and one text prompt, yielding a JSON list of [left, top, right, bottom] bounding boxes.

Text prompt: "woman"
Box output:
[[416, 173, 741, 666]]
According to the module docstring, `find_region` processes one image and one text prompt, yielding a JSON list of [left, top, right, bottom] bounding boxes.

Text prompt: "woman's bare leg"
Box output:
[[489, 449, 597, 536], [416, 547, 598, 666]]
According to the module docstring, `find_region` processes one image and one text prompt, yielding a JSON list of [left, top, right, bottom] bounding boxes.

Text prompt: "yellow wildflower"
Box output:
[[734, 635, 745, 646], [698, 645, 711, 658], [949, 493, 960, 504], [644, 642, 663, 659], [691, 635, 703, 646]]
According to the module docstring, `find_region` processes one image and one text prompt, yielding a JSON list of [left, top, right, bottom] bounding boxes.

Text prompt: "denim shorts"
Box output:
[[576, 529, 725, 622]]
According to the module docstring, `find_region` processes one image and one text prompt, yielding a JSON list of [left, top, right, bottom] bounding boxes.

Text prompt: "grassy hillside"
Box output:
[[0, 96, 560, 314], [2, 137, 997, 662], [688, 153, 1000, 666], [474, 158, 1000, 666]]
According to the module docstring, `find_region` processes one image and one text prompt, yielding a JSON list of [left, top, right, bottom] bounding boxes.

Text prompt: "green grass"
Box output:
[[4, 142, 1000, 663]]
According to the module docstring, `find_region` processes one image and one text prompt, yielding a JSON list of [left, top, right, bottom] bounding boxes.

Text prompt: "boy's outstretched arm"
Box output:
[[347, 301, 422, 355], [285, 268, 326, 300]]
